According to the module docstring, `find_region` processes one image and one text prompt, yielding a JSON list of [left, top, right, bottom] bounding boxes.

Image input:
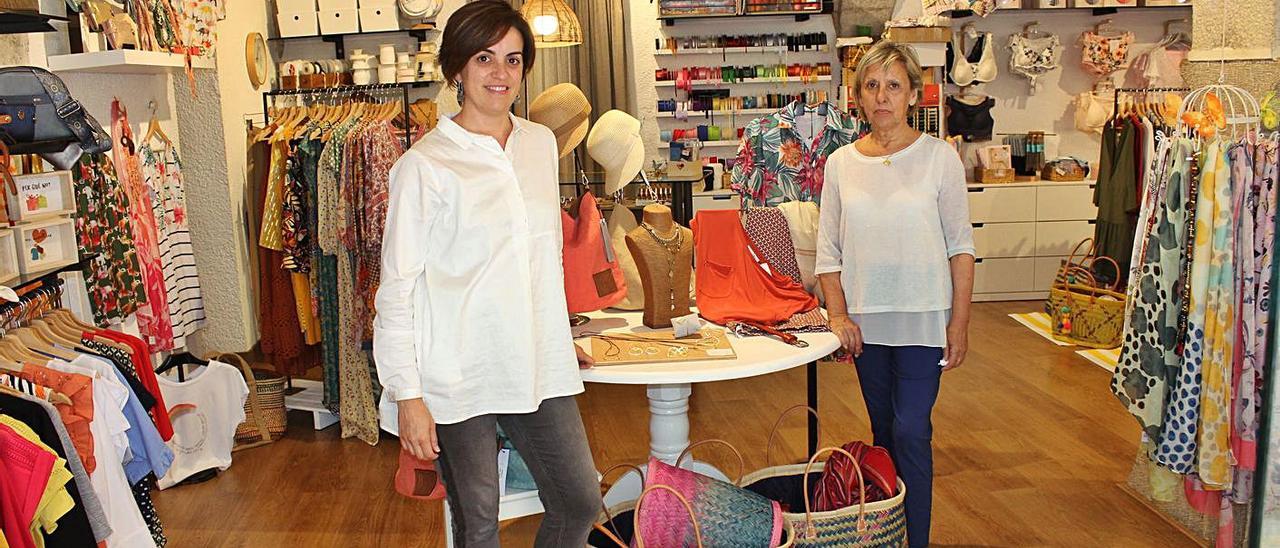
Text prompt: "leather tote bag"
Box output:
[[563, 191, 627, 313]]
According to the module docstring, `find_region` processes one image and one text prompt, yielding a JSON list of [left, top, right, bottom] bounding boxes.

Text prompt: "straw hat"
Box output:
[[529, 83, 592, 158], [587, 109, 644, 195]]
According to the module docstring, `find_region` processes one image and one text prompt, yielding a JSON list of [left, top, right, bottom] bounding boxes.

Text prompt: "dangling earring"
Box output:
[[455, 81, 464, 104]]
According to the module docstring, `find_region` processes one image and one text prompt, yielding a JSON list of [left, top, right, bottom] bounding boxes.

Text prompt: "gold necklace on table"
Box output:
[[640, 222, 683, 313]]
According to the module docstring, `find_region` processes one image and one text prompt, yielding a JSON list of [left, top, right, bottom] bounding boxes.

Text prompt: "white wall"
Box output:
[[941, 7, 1192, 171]]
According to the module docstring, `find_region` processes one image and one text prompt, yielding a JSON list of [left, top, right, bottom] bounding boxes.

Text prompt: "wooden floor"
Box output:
[[151, 301, 1198, 547]]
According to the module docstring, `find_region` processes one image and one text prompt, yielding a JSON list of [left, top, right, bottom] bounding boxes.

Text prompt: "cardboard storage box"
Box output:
[[277, 11, 319, 37], [16, 217, 77, 274], [7, 171, 75, 222], [319, 9, 359, 34]]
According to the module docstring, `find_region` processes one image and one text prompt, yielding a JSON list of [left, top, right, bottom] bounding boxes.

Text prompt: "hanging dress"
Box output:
[[112, 100, 175, 351], [139, 141, 207, 350]]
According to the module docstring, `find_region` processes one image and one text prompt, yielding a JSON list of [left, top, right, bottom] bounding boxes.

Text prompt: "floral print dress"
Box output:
[[71, 154, 145, 325], [112, 99, 175, 350]]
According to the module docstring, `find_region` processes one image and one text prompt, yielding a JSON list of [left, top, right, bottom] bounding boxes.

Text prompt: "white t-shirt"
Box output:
[[816, 134, 976, 347], [57, 357, 157, 548], [155, 360, 249, 490]]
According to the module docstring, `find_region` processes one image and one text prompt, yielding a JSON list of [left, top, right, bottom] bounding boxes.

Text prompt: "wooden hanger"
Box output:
[[0, 335, 44, 364], [142, 100, 172, 148], [43, 310, 86, 338], [11, 327, 78, 361]]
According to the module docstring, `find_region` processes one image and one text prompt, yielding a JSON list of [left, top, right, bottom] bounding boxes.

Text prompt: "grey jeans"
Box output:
[[436, 395, 601, 547]]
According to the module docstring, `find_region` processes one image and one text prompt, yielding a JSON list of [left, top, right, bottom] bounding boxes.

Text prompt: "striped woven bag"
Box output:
[[635, 439, 793, 547], [785, 447, 908, 547], [741, 408, 907, 547]]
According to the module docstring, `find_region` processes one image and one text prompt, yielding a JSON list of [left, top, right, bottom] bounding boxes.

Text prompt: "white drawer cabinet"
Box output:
[[974, 257, 1035, 293], [968, 186, 1036, 223], [1037, 185, 1098, 221], [969, 182, 1096, 301], [1035, 220, 1096, 256], [1034, 256, 1068, 293], [972, 222, 1035, 258]]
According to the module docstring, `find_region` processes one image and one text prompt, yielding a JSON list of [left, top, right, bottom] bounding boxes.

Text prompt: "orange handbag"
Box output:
[[692, 209, 817, 325], [395, 449, 446, 500], [562, 192, 627, 313]]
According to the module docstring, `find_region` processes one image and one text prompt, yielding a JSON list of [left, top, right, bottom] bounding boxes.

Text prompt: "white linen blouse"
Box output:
[[815, 133, 976, 347], [373, 114, 584, 428]]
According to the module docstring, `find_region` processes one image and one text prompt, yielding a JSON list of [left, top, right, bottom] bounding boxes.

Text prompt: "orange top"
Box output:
[[12, 364, 95, 475]]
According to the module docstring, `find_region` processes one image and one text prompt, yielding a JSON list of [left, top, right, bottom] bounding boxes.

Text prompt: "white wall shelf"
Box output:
[[47, 50, 216, 74], [655, 75, 831, 87], [655, 46, 830, 56], [657, 139, 741, 148], [656, 108, 777, 118]]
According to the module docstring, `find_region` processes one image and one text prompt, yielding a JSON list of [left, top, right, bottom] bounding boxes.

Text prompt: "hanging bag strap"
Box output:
[[205, 352, 274, 449], [764, 405, 822, 467]]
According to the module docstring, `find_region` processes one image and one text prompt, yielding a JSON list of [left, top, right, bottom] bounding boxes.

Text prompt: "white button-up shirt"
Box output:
[[373, 114, 583, 428]]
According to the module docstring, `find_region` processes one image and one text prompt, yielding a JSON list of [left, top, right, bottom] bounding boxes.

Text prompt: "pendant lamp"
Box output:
[[520, 0, 582, 48]]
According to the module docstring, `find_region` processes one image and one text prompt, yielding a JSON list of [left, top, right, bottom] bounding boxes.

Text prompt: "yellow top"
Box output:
[[0, 414, 75, 548]]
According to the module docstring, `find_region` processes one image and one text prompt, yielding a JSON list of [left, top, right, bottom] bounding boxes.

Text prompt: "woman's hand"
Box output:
[[829, 314, 864, 358], [575, 343, 595, 369], [943, 321, 968, 372], [398, 399, 440, 461]]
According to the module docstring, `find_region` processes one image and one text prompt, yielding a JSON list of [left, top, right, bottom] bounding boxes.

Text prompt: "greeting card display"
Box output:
[[7, 171, 76, 222], [17, 218, 78, 274]]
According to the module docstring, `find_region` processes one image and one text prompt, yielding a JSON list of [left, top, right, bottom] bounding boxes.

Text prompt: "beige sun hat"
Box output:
[[528, 83, 592, 158], [587, 109, 644, 195]]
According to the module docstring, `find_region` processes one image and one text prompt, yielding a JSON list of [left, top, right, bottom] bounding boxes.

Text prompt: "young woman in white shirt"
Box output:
[[815, 41, 976, 548], [372, 1, 599, 545]]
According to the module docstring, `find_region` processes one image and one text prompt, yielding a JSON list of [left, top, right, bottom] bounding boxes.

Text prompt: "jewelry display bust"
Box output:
[[625, 204, 694, 328]]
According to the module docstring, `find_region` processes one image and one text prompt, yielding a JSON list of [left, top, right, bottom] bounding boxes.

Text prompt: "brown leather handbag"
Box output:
[[813, 441, 899, 512]]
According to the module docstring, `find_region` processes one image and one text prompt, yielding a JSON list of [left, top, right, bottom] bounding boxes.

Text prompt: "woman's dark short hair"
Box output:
[[438, 0, 536, 86]]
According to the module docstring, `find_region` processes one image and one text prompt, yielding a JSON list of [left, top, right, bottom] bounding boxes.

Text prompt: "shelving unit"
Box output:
[[656, 108, 777, 118], [658, 139, 741, 149], [271, 27, 435, 59], [46, 50, 216, 74], [654, 46, 830, 56], [655, 75, 831, 87], [658, 5, 831, 25]]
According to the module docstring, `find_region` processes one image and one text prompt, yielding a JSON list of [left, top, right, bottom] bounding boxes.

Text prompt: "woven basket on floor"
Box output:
[[1047, 264, 1126, 349], [742, 408, 907, 547], [208, 353, 288, 449]]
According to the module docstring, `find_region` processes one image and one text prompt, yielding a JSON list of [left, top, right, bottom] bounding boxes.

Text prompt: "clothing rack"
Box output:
[[1111, 86, 1192, 121], [261, 83, 413, 148]]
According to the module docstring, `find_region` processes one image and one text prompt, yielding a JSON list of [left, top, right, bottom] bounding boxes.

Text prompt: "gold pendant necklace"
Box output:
[[640, 222, 683, 313]]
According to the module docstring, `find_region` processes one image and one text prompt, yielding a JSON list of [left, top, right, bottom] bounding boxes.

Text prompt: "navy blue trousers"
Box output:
[[855, 344, 943, 548]]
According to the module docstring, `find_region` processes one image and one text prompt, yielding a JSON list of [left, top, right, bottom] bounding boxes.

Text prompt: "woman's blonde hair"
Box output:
[[852, 41, 925, 117]]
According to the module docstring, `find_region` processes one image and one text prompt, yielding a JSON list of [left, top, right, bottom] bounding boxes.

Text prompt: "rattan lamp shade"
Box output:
[[520, 0, 582, 48]]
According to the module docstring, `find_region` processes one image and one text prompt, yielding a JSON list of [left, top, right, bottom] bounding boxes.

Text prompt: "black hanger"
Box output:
[[156, 351, 209, 382]]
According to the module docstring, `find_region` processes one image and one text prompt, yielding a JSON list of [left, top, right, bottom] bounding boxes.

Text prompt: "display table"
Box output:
[[574, 309, 840, 506]]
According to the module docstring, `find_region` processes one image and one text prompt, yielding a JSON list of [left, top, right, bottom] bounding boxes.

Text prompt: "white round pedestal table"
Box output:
[[575, 310, 839, 506]]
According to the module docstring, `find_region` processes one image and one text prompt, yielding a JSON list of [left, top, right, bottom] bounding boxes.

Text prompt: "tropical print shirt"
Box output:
[[731, 101, 858, 207]]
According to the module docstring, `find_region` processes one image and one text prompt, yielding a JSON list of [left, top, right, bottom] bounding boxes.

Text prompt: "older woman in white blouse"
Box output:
[[815, 41, 975, 548]]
